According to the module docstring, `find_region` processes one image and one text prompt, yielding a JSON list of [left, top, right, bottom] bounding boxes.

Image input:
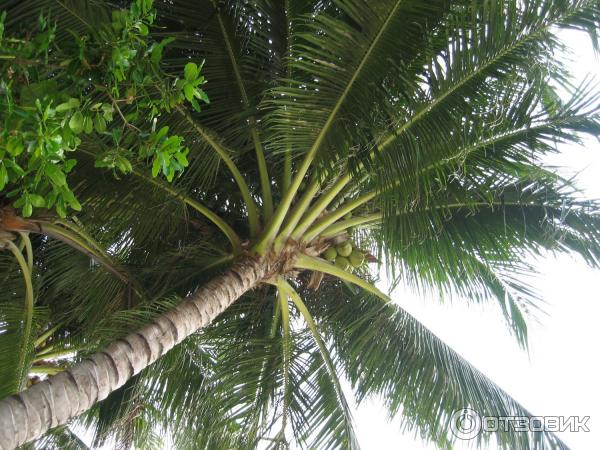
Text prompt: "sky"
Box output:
[[353, 30, 600, 450]]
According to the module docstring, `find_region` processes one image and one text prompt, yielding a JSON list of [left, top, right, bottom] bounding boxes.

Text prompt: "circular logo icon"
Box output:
[[450, 408, 483, 440]]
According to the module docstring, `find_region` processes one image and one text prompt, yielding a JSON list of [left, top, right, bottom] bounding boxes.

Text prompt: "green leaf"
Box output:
[[69, 111, 85, 134], [69, 196, 82, 211], [4, 160, 25, 177], [0, 163, 8, 190], [94, 116, 107, 133], [166, 166, 175, 182], [151, 157, 160, 177], [55, 98, 80, 112], [160, 135, 180, 152], [56, 201, 67, 218], [101, 104, 114, 121], [45, 164, 67, 186], [83, 116, 93, 134], [63, 159, 77, 173], [150, 37, 175, 64], [189, 97, 201, 112], [184, 62, 198, 82], [143, 0, 153, 14], [194, 88, 209, 104], [183, 84, 194, 102], [174, 151, 188, 167], [6, 138, 24, 157], [29, 194, 46, 208], [116, 156, 133, 174], [155, 126, 169, 140], [22, 200, 33, 218]]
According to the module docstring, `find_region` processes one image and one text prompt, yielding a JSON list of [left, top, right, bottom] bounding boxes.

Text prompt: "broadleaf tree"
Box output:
[[1, 0, 600, 449]]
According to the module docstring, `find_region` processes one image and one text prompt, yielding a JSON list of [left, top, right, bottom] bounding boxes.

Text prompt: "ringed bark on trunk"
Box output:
[[0, 256, 270, 450]]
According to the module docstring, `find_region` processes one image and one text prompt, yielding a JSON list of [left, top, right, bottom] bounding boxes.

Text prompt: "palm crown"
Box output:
[[1, 0, 600, 449]]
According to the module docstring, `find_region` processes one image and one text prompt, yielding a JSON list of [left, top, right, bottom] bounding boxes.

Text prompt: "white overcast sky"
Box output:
[[354, 30, 600, 450]]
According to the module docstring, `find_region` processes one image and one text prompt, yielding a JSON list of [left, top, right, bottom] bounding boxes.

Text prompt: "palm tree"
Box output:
[[1, 0, 600, 448]]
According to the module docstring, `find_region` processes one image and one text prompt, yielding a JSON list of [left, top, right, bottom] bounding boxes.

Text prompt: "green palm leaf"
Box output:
[[306, 284, 570, 449]]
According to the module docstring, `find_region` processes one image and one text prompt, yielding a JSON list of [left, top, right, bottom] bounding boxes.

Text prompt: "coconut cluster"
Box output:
[[322, 240, 365, 271]]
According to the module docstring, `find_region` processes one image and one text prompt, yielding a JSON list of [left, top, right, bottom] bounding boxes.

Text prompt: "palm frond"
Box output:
[[0, 248, 47, 398], [279, 279, 359, 449], [264, 0, 453, 168], [373, 176, 600, 345], [306, 284, 570, 450]]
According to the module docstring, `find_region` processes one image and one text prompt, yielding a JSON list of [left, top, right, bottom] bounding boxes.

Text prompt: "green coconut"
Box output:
[[334, 256, 350, 271], [344, 212, 353, 220], [336, 241, 353, 257], [323, 247, 338, 261], [349, 249, 364, 268]]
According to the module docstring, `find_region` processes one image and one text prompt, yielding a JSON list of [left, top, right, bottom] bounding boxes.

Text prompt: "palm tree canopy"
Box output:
[[1, 0, 600, 449]]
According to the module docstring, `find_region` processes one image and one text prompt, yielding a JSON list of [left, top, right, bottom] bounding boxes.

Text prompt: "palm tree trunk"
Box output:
[[0, 256, 269, 450]]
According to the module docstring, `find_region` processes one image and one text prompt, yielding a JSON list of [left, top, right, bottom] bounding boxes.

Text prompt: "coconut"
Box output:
[[334, 256, 350, 271], [349, 249, 364, 268], [344, 212, 353, 220], [323, 247, 338, 261], [336, 241, 353, 257]]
